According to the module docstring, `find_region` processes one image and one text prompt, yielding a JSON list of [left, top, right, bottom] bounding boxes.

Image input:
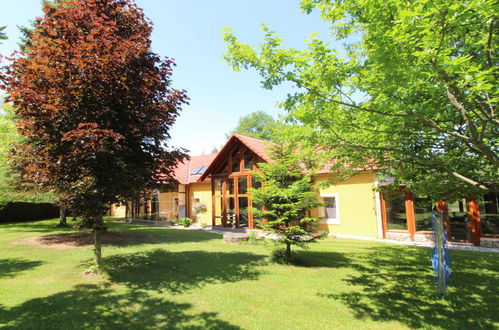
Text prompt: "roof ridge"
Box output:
[[232, 133, 267, 143]]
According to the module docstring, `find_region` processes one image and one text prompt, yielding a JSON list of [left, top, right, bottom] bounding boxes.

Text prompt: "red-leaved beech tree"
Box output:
[[0, 0, 188, 271]]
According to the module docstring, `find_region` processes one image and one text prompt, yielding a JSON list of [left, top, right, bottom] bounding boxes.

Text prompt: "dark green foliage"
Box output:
[[251, 142, 324, 261], [0, 202, 59, 223], [178, 217, 193, 227]]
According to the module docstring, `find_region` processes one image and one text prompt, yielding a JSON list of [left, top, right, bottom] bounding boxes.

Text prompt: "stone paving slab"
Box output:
[[223, 232, 249, 243]]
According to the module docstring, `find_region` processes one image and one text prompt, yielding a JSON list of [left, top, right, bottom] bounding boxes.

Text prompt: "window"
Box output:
[[482, 193, 499, 236], [214, 178, 223, 195], [231, 150, 241, 172], [384, 193, 408, 230], [244, 150, 254, 171], [191, 166, 207, 175], [414, 197, 433, 232], [227, 178, 235, 195], [320, 194, 340, 224], [238, 176, 248, 194]]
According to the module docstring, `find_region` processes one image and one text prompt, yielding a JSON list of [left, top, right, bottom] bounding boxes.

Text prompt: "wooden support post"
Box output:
[[380, 193, 388, 238], [466, 198, 481, 246], [405, 192, 416, 241], [211, 178, 216, 227]]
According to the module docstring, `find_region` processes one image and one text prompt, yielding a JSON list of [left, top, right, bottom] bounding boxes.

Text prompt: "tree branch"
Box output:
[[446, 87, 498, 166], [452, 172, 489, 190]]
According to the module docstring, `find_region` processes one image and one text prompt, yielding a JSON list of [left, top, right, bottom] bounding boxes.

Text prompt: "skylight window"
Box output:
[[191, 165, 207, 175]]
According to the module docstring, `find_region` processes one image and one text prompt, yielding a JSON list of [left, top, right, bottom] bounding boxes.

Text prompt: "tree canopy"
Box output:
[[0, 0, 188, 270], [0, 102, 57, 206], [224, 0, 498, 200], [227, 111, 278, 141]]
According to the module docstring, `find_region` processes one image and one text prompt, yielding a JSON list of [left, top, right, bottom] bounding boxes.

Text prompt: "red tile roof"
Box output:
[[198, 134, 272, 181], [160, 134, 376, 186], [231, 134, 272, 162], [172, 153, 218, 185]]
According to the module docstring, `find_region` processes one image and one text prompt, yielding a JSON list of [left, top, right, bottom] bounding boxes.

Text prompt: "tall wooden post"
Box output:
[[466, 198, 481, 246], [405, 192, 416, 240]]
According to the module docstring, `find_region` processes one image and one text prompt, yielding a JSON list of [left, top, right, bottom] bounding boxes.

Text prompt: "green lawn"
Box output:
[[0, 219, 497, 329]]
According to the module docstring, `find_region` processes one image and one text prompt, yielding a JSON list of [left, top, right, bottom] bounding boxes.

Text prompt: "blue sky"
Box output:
[[0, 0, 333, 155]]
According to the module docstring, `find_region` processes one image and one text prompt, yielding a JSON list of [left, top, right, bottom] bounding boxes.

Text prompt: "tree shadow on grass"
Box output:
[[0, 219, 75, 233], [32, 229, 221, 248], [0, 284, 240, 329], [105, 249, 266, 294], [0, 258, 44, 278], [120, 227, 222, 244], [292, 251, 351, 268], [320, 245, 499, 329]]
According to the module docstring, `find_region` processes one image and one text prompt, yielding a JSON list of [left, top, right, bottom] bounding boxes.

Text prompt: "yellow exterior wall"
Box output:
[[110, 204, 126, 218], [312, 172, 378, 238], [188, 182, 213, 225]]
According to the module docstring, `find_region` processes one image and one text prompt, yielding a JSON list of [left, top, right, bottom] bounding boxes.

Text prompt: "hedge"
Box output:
[[0, 202, 59, 223]]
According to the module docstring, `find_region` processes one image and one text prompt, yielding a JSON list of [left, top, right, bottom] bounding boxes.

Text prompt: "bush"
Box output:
[[178, 217, 193, 227], [169, 220, 176, 226]]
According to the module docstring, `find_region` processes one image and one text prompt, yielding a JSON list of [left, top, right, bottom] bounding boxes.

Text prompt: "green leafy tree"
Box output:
[[0, 103, 24, 205], [228, 111, 280, 141], [1, 0, 187, 271], [251, 142, 324, 262], [224, 0, 498, 200], [0, 103, 56, 206]]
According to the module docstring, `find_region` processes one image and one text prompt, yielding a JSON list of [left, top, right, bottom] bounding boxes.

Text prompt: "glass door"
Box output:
[[447, 199, 472, 242]]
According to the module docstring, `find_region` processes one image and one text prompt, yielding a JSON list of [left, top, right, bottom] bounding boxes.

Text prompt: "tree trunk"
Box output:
[[93, 216, 104, 272], [59, 203, 67, 226], [285, 241, 291, 260]]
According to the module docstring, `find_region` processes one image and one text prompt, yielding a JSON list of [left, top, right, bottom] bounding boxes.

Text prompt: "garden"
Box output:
[[1, 218, 498, 329]]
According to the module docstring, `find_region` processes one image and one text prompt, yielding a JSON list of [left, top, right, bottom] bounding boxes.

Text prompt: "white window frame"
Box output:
[[320, 193, 340, 225]]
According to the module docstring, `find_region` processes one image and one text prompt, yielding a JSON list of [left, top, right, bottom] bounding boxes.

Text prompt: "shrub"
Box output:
[[0, 202, 59, 223], [178, 217, 193, 227], [169, 219, 176, 226]]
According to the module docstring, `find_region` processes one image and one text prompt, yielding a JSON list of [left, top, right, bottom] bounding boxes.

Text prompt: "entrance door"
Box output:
[[447, 199, 472, 242]]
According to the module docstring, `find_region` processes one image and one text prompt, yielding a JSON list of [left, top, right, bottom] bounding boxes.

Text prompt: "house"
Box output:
[[110, 134, 499, 248]]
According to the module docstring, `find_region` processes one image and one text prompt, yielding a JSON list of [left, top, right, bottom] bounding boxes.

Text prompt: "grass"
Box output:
[[0, 218, 498, 329]]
